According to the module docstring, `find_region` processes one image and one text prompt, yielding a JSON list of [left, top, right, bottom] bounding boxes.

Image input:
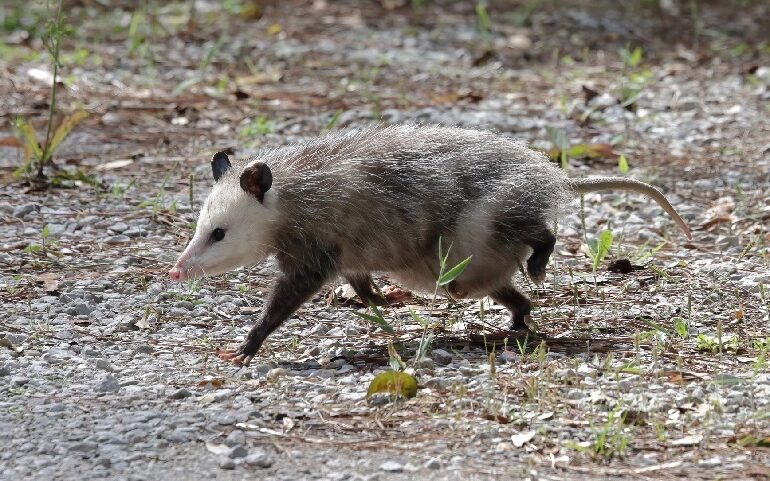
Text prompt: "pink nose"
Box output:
[[169, 267, 183, 281]]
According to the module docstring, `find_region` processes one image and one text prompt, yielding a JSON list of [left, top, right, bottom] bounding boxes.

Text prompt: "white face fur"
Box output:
[[169, 159, 276, 282]]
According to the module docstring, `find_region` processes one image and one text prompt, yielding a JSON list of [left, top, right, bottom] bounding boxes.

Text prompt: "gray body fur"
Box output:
[[181, 124, 690, 364], [266, 124, 574, 297]]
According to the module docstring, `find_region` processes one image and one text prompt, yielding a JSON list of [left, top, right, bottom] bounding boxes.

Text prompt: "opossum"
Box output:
[[168, 125, 691, 365]]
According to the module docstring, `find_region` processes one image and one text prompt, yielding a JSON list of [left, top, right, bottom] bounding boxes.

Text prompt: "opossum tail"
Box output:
[[570, 177, 692, 240]]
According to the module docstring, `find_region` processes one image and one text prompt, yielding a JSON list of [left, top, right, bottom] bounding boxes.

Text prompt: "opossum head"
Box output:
[[169, 152, 277, 282]]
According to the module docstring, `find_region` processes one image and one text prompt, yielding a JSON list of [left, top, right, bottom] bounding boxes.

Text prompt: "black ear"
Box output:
[[240, 162, 272, 203], [211, 151, 232, 181]]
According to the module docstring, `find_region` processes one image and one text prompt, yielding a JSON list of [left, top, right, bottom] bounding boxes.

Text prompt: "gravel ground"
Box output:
[[1, 1, 769, 480]]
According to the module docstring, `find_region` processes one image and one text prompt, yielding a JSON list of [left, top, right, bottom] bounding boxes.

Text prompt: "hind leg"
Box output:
[[490, 284, 533, 331], [345, 273, 384, 305], [345, 274, 411, 305], [525, 229, 556, 284]]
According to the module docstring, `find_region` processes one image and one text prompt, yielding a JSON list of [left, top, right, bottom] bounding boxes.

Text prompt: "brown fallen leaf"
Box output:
[[197, 378, 226, 389], [0, 136, 24, 149]]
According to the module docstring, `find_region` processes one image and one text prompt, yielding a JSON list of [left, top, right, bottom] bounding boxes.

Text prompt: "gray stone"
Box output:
[[380, 461, 403, 473], [109, 222, 129, 233], [219, 457, 236, 470], [95, 359, 113, 371], [168, 388, 193, 400], [11, 376, 29, 387], [244, 449, 273, 468], [228, 445, 248, 459], [106, 235, 131, 244], [95, 374, 120, 393], [0, 365, 11, 377], [566, 389, 585, 400], [431, 349, 452, 366], [424, 458, 441, 470], [12, 204, 37, 218], [69, 442, 97, 453], [217, 414, 237, 425], [135, 345, 154, 354], [165, 429, 194, 443], [70, 303, 94, 316], [225, 429, 246, 447]]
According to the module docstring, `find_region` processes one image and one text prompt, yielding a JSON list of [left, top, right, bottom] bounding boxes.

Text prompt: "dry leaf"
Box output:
[[197, 378, 225, 389], [94, 159, 134, 171], [511, 430, 536, 448], [0, 136, 24, 148], [670, 434, 703, 446]]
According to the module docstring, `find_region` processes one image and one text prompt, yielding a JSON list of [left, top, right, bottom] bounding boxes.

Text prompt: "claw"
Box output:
[[216, 347, 254, 366]]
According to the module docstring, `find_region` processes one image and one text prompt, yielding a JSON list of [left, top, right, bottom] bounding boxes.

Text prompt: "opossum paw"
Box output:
[[510, 314, 536, 332], [216, 346, 254, 366], [526, 263, 547, 285], [379, 285, 412, 304]]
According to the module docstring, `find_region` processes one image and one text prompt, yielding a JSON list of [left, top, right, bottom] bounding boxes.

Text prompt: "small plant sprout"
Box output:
[[617, 154, 629, 174], [588, 229, 614, 274], [475, 2, 492, 40], [672, 317, 689, 339], [8, 0, 90, 182]]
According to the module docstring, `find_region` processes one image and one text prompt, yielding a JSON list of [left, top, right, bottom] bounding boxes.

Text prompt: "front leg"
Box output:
[[218, 259, 336, 366]]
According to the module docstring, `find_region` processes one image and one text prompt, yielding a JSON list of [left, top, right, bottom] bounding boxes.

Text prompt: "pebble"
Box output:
[[135, 345, 154, 354], [225, 429, 246, 447], [95, 375, 120, 393], [95, 359, 114, 371], [424, 458, 441, 470], [12, 204, 37, 218], [219, 457, 236, 470], [168, 388, 193, 400], [228, 445, 249, 459], [379, 461, 403, 473], [431, 349, 452, 366], [566, 389, 585, 400], [244, 449, 273, 468]]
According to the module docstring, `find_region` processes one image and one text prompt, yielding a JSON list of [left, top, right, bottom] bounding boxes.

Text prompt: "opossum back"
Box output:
[[257, 125, 572, 273]]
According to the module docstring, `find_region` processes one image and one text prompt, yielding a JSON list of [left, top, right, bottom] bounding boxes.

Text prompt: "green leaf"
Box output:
[[592, 230, 613, 272], [366, 371, 418, 399], [416, 334, 435, 363], [41, 225, 50, 239], [23, 244, 44, 253], [352, 306, 394, 334], [618, 154, 629, 174], [172, 76, 202, 96], [409, 308, 428, 328], [437, 256, 472, 286]]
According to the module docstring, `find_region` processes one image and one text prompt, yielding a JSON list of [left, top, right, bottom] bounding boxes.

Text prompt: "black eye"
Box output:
[[211, 228, 226, 242]]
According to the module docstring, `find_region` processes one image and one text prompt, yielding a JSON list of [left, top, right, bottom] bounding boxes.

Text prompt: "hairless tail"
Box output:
[[570, 177, 692, 240]]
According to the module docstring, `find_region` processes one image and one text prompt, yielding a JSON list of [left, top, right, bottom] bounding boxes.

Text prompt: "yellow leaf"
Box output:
[[267, 23, 281, 36], [14, 119, 41, 163], [366, 371, 418, 399], [48, 111, 88, 156]]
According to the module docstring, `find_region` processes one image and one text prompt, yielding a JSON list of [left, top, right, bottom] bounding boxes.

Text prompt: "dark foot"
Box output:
[[345, 274, 385, 305], [490, 285, 535, 331], [526, 230, 556, 284], [511, 312, 534, 331]]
